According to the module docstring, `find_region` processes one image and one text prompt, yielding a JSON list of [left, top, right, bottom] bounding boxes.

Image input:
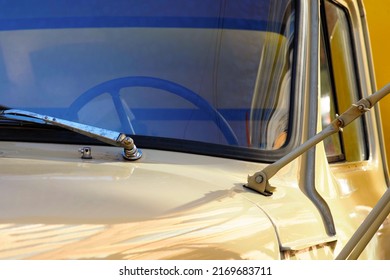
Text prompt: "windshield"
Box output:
[[0, 0, 295, 160]]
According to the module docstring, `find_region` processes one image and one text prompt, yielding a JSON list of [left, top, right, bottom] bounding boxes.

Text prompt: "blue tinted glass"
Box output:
[[0, 0, 280, 32], [0, 0, 294, 151]]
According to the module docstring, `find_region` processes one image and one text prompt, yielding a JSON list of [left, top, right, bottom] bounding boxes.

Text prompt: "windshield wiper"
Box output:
[[0, 109, 142, 160]]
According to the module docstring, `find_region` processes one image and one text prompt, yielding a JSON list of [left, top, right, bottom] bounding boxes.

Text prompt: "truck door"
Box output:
[[319, 0, 389, 259]]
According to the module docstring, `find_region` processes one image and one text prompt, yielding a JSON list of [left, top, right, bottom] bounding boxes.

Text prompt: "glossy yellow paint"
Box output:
[[1, 138, 388, 259], [0, 141, 283, 260], [364, 0, 390, 166]]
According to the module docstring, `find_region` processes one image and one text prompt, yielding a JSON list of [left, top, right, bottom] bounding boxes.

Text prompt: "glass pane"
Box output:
[[320, 27, 344, 162], [324, 0, 367, 162], [0, 0, 295, 155]]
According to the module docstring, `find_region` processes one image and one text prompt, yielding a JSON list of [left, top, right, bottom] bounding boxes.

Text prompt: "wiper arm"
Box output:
[[0, 109, 142, 160]]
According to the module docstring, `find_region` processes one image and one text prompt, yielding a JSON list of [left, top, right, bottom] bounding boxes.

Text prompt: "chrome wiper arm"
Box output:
[[0, 109, 142, 160]]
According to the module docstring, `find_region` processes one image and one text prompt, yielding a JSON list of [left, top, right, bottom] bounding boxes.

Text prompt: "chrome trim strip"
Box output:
[[301, 0, 336, 235]]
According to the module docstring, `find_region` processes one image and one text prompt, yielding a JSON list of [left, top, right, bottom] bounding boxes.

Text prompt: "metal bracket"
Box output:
[[79, 147, 93, 159]]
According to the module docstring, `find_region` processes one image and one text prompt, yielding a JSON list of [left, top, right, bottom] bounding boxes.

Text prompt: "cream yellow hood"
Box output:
[[0, 141, 282, 259], [0, 141, 330, 259]]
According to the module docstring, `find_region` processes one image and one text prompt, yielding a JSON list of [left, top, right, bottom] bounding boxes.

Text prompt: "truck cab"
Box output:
[[0, 0, 389, 259]]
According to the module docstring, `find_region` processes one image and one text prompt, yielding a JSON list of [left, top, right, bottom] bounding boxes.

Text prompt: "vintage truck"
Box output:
[[0, 0, 389, 259]]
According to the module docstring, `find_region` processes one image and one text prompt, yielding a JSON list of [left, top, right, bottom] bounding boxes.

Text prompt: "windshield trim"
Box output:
[[0, 123, 288, 163]]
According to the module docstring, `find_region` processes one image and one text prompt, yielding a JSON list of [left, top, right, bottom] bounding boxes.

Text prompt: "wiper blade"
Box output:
[[0, 109, 142, 160], [0, 112, 46, 125]]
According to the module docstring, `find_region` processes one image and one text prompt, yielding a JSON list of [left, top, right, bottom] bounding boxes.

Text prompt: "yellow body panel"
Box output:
[[0, 140, 388, 259], [0, 142, 280, 259], [364, 0, 390, 165]]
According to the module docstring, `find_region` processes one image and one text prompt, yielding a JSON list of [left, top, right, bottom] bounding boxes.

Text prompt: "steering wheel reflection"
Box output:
[[68, 76, 238, 145]]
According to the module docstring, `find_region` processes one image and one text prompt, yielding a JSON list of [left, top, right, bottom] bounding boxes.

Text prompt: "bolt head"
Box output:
[[255, 175, 264, 184], [123, 137, 133, 145]]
